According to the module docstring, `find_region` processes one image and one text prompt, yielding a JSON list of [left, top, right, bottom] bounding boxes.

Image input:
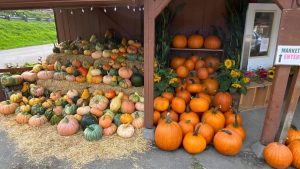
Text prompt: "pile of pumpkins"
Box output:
[[172, 34, 222, 49], [263, 126, 300, 169], [0, 82, 145, 141]]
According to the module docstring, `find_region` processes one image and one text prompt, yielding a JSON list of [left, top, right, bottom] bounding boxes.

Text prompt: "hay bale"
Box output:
[[37, 79, 144, 96], [0, 114, 150, 169]]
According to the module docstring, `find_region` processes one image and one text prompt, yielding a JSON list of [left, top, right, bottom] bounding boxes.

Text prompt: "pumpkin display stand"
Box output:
[[0, 114, 150, 168], [37, 79, 144, 96]]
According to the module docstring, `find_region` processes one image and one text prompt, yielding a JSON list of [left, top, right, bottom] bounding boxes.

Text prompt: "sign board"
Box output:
[[275, 45, 300, 66]]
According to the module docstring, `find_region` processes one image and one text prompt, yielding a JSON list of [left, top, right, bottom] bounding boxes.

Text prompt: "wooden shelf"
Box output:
[[170, 48, 224, 52]]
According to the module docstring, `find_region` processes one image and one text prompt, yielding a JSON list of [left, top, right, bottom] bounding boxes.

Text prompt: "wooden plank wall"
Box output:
[[54, 7, 143, 42]]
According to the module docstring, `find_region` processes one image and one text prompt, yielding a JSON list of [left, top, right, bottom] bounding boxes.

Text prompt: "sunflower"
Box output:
[[169, 77, 179, 84], [224, 59, 233, 69], [232, 83, 242, 88], [230, 70, 241, 78], [242, 77, 250, 84], [267, 68, 275, 79], [154, 73, 161, 82]]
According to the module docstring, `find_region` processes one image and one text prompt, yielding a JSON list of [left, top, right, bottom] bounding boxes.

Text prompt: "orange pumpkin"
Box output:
[[288, 140, 300, 169], [189, 97, 209, 113], [179, 120, 194, 136], [286, 125, 300, 145], [161, 92, 174, 103], [155, 113, 183, 151], [195, 122, 214, 144], [214, 92, 233, 112], [176, 66, 189, 78], [91, 75, 103, 84], [195, 59, 206, 69], [189, 55, 199, 62], [16, 113, 32, 124], [161, 110, 179, 122], [104, 90, 116, 99], [205, 56, 220, 71], [203, 78, 219, 95], [154, 96, 169, 112], [171, 97, 186, 114], [180, 107, 199, 126], [225, 111, 243, 126], [204, 35, 222, 49], [226, 113, 246, 141], [184, 77, 200, 86], [153, 111, 161, 125], [207, 67, 215, 74], [120, 113, 134, 124], [90, 107, 103, 117], [172, 34, 187, 48], [264, 142, 293, 169], [170, 56, 186, 69], [57, 115, 79, 136], [183, 125, 206, 154], [197, 92, 211, 105], [184, 59, 195, 71], [99, 115, 113, 128], [28, 115, 47, 127], [75, 76, 86, 83], [72, 59, 81, 68], [213, 129, 243, 156], [201, 106, 225, 133], [188, 34, 204, 49], [187, 83, 204, 94], [197, 67, 209, 80], [175, 87, 191, 103]]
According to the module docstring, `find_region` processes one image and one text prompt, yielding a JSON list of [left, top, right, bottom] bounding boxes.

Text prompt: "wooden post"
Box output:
[[278, 67, 300, 143], [260, 66, 291, 145], [144, 0, 171, 128]]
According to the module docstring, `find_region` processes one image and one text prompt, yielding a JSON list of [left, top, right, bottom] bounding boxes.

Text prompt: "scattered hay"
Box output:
[[0, 114, 151, 168], [37, 79, 144, 96]]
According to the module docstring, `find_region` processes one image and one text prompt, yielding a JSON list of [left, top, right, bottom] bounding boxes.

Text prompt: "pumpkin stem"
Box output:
[[87, 125, 94, 131], [291, 124, 298, 130], [213, 105, 221, 113], [221, 129, 232, 135], [165, 112, 172, 124], [193, 125, 201, 136]]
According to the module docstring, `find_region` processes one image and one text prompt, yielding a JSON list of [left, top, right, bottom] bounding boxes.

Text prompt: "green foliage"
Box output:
[[154, 65, 179, 97], [0, 20, 57, 50], [0, 10, 54, 19]]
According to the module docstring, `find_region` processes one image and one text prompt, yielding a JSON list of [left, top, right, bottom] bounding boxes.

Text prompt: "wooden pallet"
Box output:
[[239, 80, 272, 111]]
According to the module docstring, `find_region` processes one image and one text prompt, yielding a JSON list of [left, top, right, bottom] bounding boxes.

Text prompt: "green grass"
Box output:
[[0, 10, 54, 19], [0, 19, 57, 50]]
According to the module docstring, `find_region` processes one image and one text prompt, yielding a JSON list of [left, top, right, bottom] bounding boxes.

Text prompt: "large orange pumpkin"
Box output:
[[187, 34, 204, 49], [195, 122, 214, 144], [189, 97, 209, 113], [288, 140, 300, 169], [264, 142, 293, 169], [170, 56, 186, 69], [172, 34, 187, 48], [155, 113, 183, 151], [171, 97, 186, 114], [154, 97, 169, 112], [183, 125, 206, 154], [204, 35, 222, 49], [175, 87, 191, 103], [203, 78, 219, 95], [197, 67, 209, 80], [213, 92, 232, 112], [213, 129, 243, 156], [179, 120, 194, 136], [204, 56, 220, 71], [201, 106, 225, 133], [176, 66, 189, 78]]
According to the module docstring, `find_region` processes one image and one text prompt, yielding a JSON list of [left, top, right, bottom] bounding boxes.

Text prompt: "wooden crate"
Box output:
[[239, 80, 272, 111]]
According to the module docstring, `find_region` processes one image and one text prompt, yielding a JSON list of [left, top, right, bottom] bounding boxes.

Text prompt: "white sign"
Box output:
[[259, 38, 269, 52], [275, 45, 300, 66]]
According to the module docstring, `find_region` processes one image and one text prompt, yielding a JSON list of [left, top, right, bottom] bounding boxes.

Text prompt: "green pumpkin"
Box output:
[[84, 124, 103, 141], [116, 56, 126, 63], [55, 98, 67, 106], [44, 108, 54, 120], [109, 68, 118, 76], [50, 115, 63, 125], [81, 114, 98, 130], [63, 104, 77, 116], [110, 81, 118, 86], [127, 53, 137, 61], [132, 111, 144, 118], [43, 88, 51, 98], [129, 92, 141, 103], [54, 61, 62, 71], [104, 109, 115, 119], [30, 104, 45, 115], [131, 73, 144, 87], [72, 96, 80, 104], [1, 75, 23, 87], [73, 70, 80, 77], [113, 113, 122, 126]]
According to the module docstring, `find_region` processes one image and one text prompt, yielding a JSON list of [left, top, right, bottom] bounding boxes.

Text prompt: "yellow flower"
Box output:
[[154, 60, 158, 68], [224, 59, 233, 69], [231, 60, 235, 66], [232, 83, 242, 88], [268, 69, 275, 79], [242, 77, 250, 83], [230, 70, 241, 78], [169, 78, 179, 84], [154, 73, 161, 82]]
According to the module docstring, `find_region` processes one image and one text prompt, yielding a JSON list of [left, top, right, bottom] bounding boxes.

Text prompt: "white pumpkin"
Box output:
[[91, 69, 101, 76], [66, 89, 78, 99], [102, 50, 112, 58], [76, 104, 90, 115], [135, 102, 144, 111], [91, 51, 102, 59], [117, 124, 135, 138], [103, 75, 112, 85]]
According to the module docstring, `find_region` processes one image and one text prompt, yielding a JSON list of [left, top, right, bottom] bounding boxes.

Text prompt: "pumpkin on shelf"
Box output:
[[288, 139, 300, 169], [183, 125, 207, 154], [213, 129, 243, 156], [172, 34, 187, 48], [204, 35, 222, 49], [204, 56, 220, 71], [195, 59, 206, 70], [155, 113, 182, 151], [57, 115, 80, 136], [84, 124, 103, 141], [187, 34, 204, 49], [213, 92, 233, 112], [197, 67, 209, 80], [176, 65, 189, 78], [201, 106, 225, 133], [170, 56, 186, 69], [0, 101, 18, 115], [264, 142, 293, 169]]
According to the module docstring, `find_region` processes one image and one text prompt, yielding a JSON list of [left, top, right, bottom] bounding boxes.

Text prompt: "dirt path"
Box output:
[[0, 44, 52, 68]]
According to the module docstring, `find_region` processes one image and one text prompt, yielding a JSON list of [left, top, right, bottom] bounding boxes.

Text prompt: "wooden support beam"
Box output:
[[278, 67, 300, 143], [144, 0, 171, 128], [274, 0, 294, 9], [260, 66, 291, 145]]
